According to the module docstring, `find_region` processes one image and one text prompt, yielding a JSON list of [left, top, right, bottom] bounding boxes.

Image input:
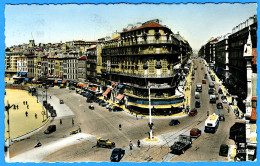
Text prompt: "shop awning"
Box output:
[[251, 109, 257, 121], [116, 94, 124, 100], [62, 80, 66, 84], [82, 84, 87, 88], [91, 86, 97, 92], [103, 88, 111, 96], [117, 84, 124, 88], [54, 80, 58, 83]]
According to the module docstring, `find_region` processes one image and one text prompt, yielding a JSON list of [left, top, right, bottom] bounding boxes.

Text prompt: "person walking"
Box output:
[[60, 119, 62, 125], [17, 105, 19, 109], [35, 113, 37, 119], [23, 101, 25, 105], [119, 124, 122, 130], [72, 119, 74, 127], [26, 101, 27, 105], [129, 141, 133, 150], [25, 111, 28, 117], [207, 111, 209, 116], [13, 105, 16, 110], [137, 140, 140, 148], [50, 95, 52, 99], [27, 105, 29, 109]]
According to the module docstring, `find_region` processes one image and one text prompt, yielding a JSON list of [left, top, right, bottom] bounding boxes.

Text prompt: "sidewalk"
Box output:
[[10, 133, 97, 163]]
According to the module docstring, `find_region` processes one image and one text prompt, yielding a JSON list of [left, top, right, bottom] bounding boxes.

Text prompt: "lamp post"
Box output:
[[5, 102, 15, 162], [148, 81, 153, 140]]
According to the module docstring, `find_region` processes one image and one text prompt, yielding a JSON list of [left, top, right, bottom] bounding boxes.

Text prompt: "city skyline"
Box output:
[[5, 3, 257, 50]]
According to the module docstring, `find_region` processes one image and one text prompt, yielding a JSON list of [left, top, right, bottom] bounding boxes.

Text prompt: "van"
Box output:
[[196, 83, 202, 92]]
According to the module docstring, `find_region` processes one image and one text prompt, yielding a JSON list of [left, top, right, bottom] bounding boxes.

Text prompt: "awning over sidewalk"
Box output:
[[116, 94, 124, 100], [103, 88, 111, 96], [82, 84, 87, 88], [251, 109, 257, 121]]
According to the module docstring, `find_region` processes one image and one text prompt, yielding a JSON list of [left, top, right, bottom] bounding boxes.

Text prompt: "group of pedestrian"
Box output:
[[129, 140, 141, 150]]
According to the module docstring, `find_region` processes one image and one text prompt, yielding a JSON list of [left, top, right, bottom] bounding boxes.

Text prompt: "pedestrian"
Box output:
[[13, 105, 16, 110], [26, 101, 27, 105], [137, 140, 140, 148], [25, 111, 28, 117], [119, 124, 122, 130], [23, 101, 25, 105], [136, 114, 138, 120], [129, 141, 133, 150], [35, 113, 37, 119], [50, 95, 52, 99], [72, 119, 74, 126], [228, 108, 230, 113], [27, 105, 29, 109], [207, 111, 209, 116], [78, 126, 81, 133], [17, 105, 19, 109], [60, 119, 62, 125]]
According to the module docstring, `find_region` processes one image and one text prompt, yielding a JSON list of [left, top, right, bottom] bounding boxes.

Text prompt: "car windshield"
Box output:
[[113, 149, 120, 152]]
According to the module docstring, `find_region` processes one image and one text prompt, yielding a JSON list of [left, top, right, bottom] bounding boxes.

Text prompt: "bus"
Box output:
[[204, 113, 219, 133]]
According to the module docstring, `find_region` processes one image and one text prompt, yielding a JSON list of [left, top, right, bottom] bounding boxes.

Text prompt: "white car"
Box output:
[[106, 104, 113, 109]]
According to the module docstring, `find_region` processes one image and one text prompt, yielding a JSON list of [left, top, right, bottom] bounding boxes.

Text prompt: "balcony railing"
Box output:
[[110, 71, 174, 78]]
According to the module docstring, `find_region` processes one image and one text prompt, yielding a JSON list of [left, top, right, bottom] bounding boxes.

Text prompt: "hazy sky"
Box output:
[[5, 3, 257, 50]]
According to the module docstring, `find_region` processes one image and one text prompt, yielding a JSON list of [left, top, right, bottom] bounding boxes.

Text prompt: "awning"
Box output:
[[91, 86, 97, 92], [82, 84, 87, 88], [116, 94, 124, 100], [117, 84, 124, 88], [251, 109, 257, 121], [103, 88, 111, 96], [54, 80, 58, 83], [24, 78, 29, 81], [62, 80, 66, 84]]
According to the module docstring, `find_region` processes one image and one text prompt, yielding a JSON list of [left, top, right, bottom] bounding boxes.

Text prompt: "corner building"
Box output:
[[100, 20, 192, 115]]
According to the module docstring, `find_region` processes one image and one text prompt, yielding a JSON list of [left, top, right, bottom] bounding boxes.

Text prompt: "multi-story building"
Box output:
[[86, 46, 98, 83], [100, 20, 192, 115], [77, 55, 87, 83]]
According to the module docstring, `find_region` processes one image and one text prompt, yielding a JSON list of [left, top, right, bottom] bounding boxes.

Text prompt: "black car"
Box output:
[[195, 101, 200, 108], [44, 125, 56, 134], [60, 100, 64, 104], [208, 88, 215, 94], [112, 106, 123, 112], [219, 144, 229, 157], [110, 148, 125, 162], [86, 99, 93, 103], [211, 76, 215, 81], [219, 114, 225, 121], [218, 88, 223, 94], [169, 119, 180, 126]]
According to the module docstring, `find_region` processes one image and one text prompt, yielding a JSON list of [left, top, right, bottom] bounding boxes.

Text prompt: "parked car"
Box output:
[[111, 106, 123, 112], [195, 92, 200, 99], [218, 88, 223, 94], [217, 103, 223, 109], [97, 137, 115, 149], [219, 144, 229, 157], [221, 96, 228, 104], [44, 125, 56, 134], [110, 148, 125, 162], [60, 99, 64, 104], [209, 82, 215, 88], [190, 128, 201, 138], [202, 79, 206, 84], [189, 109, 198, 116], [70, 128, 81, 135], [169, 119, 180, 126], [211, 76, 215, 81], [170, 135, 192, 154], [195, 101, 200, 108]]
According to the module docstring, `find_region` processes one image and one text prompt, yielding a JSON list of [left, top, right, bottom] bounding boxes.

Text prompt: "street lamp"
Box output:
[[5, 102, 15, 162], [148, 81, 154, 140]]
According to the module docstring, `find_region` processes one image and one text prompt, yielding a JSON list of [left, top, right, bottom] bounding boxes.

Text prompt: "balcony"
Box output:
[[110, 71, 175, 78]]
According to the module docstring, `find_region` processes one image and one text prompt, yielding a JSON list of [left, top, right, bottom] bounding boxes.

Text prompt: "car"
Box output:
[[97, 137, 115, 149], [195, 92, 200, 99], [217, 103, 223, 109], [208, 88, 215, 94], [195, 101, 200, 108], [110, 148, 125, 162], [44, 125, 56, 134], [106, 104, 113, 109], [219, 114, 225, 121], [50, 109, 57, 117], [86, 98, 93, 103], [111, 106, 123, 112], [98, 100, 104, 105], [211, 76, 215, 81], [101, 102, 109, 107], [69, 86, 75, 90], [189, 109, 198, 116], [209, 82, 215, 88], [95, 98, 101, 103], [89, 105, 94, 110], [202, 79, 206, 84], [60, 99, 64, 104], [219, 144, 229, 157], [190, 128, 201, 138], [218, 88, 223, 94], [221, 96, 228, 104], [169, 119, 180, 126], [70, 128, 81, 135]]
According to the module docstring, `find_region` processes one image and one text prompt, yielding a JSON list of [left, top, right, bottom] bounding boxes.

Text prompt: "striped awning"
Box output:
[[103, 88, 111, 96], [116, 94, 124, 100]]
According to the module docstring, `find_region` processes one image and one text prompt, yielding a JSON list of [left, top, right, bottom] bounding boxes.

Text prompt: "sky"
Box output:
[[4, 3, 257, 50]]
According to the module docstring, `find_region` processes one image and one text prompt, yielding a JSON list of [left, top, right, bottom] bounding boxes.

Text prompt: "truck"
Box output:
[[170, 135, 192, 154]]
